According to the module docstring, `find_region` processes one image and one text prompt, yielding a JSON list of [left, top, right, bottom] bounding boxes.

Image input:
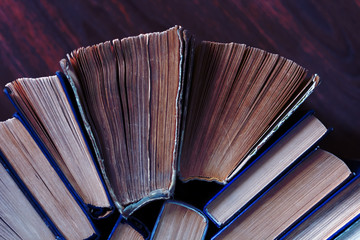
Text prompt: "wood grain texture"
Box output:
[[0, 1, 358, 162]]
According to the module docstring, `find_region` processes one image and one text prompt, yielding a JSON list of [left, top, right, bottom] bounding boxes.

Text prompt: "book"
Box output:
[[108, 219, 144, 240], [0, 157, 59, 239], [0, 117, 98, 240], [150, 200, 208, 240], [281, 174, 360, 239], [179, 40, 320, 183], [58, 25, 319, 217], [4, 73, 113, 218], [204, 112, 330, 226], [61, 26, 192, 217], [211, 149, 352, 240]]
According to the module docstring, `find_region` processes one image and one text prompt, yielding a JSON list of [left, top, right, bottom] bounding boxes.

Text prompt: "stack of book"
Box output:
[[1, 26, 359, 240]]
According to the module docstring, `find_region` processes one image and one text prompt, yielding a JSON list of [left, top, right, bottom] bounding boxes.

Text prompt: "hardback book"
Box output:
[[204, 112, 330, 226], [58, 25, 320, 217], [60, 26, 192, 217], [4, 72, 113, 218], [211, 149, 353, 240], [0, 157, 59, 239], [108, 217, 148, 240], [281, 174, 360, 239], [0, 117, 99, 240], [150, 200, 208, 240]]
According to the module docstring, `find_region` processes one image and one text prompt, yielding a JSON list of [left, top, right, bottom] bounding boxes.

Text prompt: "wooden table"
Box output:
[[0, 0, 359, 238]]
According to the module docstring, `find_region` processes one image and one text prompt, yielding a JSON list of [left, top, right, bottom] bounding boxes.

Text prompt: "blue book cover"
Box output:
[[204, 111, 332, 227]]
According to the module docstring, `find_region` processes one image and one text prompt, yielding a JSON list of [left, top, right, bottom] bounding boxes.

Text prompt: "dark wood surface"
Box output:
[[0, 0, 359, 237], [1, 0, 359, 162]]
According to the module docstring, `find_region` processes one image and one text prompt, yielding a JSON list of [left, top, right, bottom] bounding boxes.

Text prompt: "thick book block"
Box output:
[[150, 201, 208, 240], [61, 26, 192, 217], [204, 112, 331, 226], [179, 40, 320, 183]]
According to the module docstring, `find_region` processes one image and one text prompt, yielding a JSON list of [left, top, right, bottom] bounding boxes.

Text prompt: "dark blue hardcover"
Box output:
[[150, 200, 208, 240], [204, 111, 332, 227]]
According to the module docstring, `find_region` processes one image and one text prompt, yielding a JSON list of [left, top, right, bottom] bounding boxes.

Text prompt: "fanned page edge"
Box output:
[[226, 74, 320, 181], [59, 26, 186, 217], [61, 59, 172, 217]]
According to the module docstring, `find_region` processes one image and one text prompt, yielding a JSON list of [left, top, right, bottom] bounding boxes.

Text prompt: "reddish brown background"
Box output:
[[0, 0, 359, 238], [1, 0, 358, 162]]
